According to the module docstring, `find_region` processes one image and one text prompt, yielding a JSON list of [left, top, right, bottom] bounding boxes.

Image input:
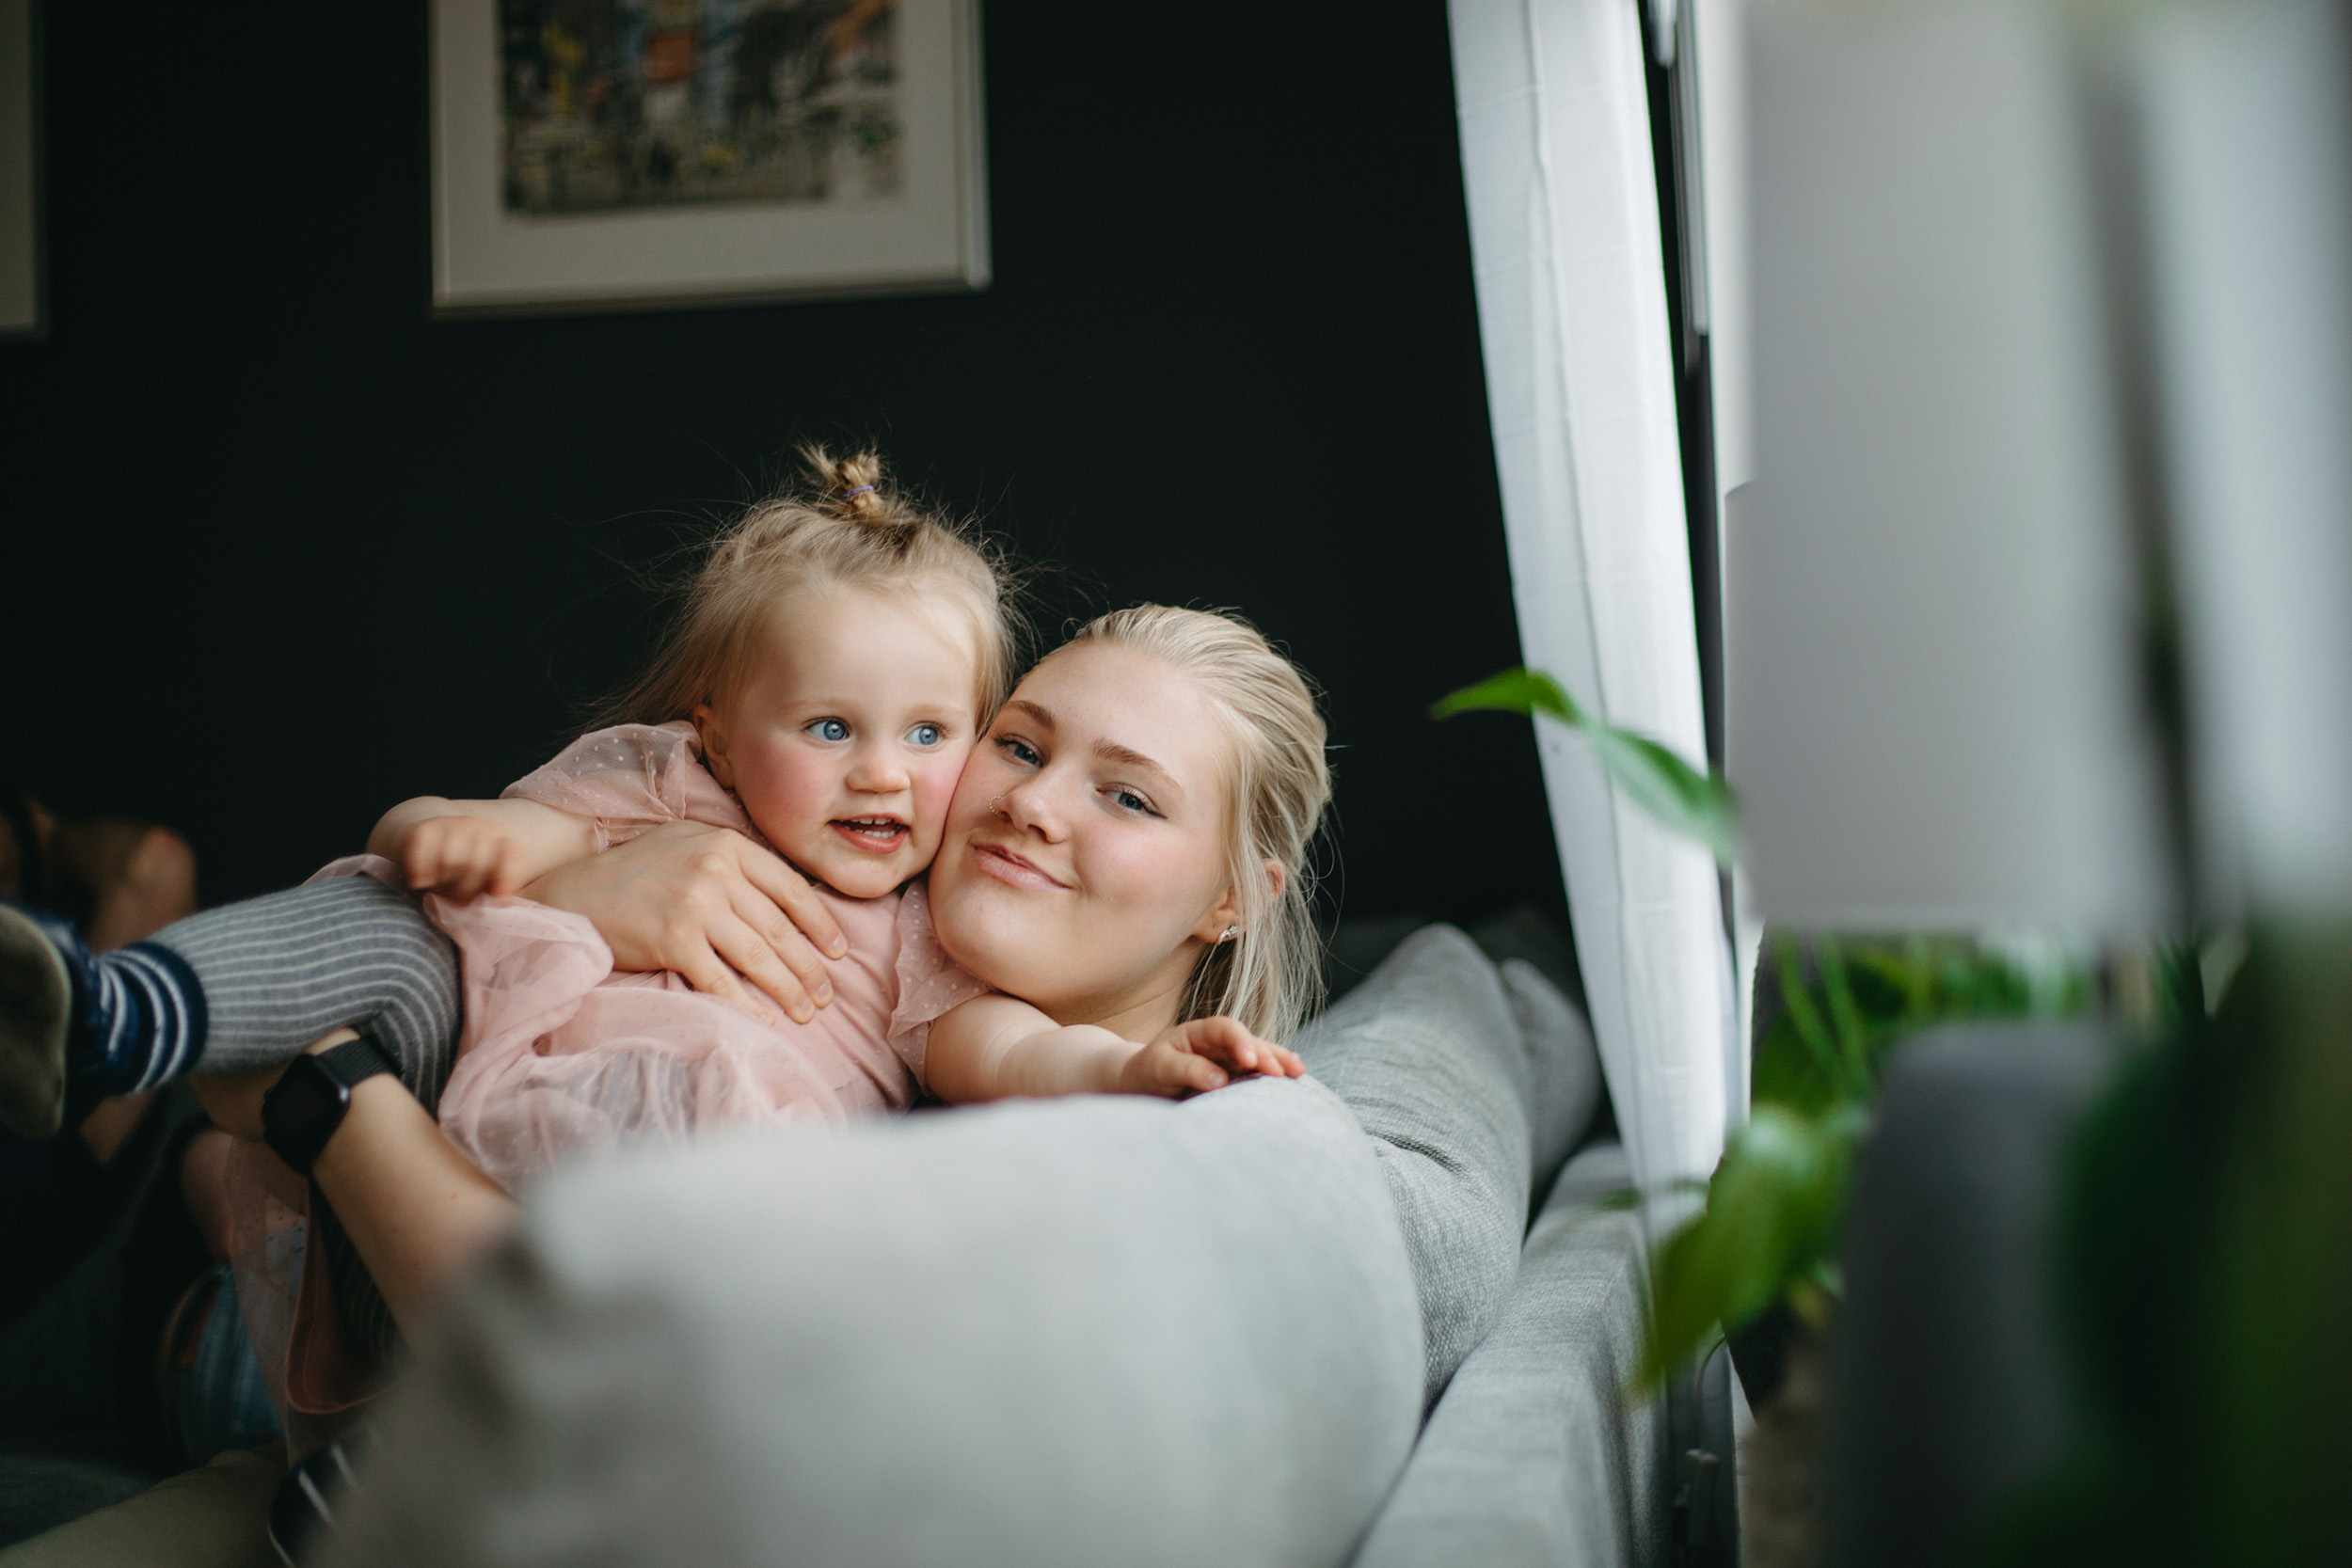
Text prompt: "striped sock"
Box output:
[[6, 898, 208, 1115], [149, 874, 459, 1110], [95, 941, 209, 1094]]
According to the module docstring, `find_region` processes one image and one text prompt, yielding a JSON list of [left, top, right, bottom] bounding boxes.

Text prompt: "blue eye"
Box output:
[[995, 736, 1041, 768], [807, 719, 850, 743], [1109, 787, 1156, 816], [908, 722, 945, 748]]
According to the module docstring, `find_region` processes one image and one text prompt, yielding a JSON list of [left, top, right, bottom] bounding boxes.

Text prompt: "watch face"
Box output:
[[264, 1054, 353, 1173]]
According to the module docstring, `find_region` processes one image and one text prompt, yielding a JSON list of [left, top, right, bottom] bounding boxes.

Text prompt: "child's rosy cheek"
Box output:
[[906, 759, 953, 819], [921, 748, 975, 794]]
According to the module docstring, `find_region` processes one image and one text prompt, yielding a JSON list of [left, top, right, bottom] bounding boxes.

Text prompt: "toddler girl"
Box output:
[[362, 449, 1001, 1190]]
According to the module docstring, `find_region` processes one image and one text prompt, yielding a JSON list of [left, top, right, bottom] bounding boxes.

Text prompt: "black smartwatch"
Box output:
[[261, 1035, 399, 1178]]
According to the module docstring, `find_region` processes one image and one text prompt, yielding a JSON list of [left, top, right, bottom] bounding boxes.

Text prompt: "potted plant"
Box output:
[[1438, 667, 2216, 1563]]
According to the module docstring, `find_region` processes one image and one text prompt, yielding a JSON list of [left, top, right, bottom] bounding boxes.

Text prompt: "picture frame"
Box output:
[[0, 0, 42, 339], [428, 0, 990, 318]]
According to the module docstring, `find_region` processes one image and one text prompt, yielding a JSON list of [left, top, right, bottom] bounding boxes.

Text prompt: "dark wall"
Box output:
[[0, 1, 1567, 933]]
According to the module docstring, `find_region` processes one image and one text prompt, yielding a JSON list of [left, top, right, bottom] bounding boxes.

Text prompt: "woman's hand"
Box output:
[[520, 821, 849, 1024], [1117, 1017, 1307, 1100]]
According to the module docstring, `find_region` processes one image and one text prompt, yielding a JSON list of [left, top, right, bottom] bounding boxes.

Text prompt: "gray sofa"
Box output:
[[6, 922, 1682, 1566], [316, 922, 1675, 1567]]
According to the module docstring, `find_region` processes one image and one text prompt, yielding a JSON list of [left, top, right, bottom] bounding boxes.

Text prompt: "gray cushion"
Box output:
[[1352, 1141, 1667, 1568], [1322, 912, 1602, 1230], [327, 1076, 1422, 1568], [1501, 958, 1604, 1207], [1293, 926, 1536, 1408]]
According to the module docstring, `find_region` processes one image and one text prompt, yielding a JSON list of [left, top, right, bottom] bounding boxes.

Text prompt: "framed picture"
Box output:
[[0, 0, 40, 339], [429, 0, 990, 317]]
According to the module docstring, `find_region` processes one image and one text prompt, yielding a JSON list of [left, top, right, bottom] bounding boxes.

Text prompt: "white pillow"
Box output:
[[327, 1077, 1422, 1568]]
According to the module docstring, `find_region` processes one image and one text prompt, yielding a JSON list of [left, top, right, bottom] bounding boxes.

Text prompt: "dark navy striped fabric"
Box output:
[[102, 940, 208, 1094]]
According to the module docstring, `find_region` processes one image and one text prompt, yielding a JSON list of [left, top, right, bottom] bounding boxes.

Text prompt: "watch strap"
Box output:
[[313, 1033, 399, 1091], [262, 1033, 400, 1178]]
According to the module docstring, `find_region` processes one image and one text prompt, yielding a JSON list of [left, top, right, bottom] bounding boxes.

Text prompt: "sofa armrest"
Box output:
[[1352, 1141, 1668, 1568]]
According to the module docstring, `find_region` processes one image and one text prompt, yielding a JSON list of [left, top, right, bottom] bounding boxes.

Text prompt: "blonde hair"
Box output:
[[598, 446, 1019, 728], [1066, 606, 1333, 1042]]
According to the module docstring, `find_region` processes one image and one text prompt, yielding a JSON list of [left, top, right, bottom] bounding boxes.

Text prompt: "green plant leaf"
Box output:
[[1582, 725, 1742, 866], [1646, 930, 2105, 1398], [1429, 667, 1583, 725], [1434, 667, 1739, 864], [1772, 934, 1853, 1100], [1752, 1011, 1843, 1117], [1819, 936, 1870, 1089], [1634, 1101, 1868, 1392], [1849, 943, 1935, 1025]]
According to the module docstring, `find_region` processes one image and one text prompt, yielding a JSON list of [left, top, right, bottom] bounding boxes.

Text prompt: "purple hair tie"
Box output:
[[842, 484, 875, 498]]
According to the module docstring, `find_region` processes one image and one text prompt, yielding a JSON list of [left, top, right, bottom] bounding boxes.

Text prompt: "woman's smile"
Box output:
[[967, 838, 1069, 891]]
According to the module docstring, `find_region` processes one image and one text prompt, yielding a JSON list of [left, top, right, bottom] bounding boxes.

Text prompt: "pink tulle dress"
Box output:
[[426, 720, 989, 1195], [230, 720, 987, 1434]]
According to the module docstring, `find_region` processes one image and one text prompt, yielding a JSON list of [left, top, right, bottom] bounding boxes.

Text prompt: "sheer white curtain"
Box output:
[[1448, 0, 1736, 1197]]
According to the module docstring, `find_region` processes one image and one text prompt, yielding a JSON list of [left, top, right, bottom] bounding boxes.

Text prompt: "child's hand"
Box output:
[[1118, 1016, 1308, 1100], [398, 814, 531, 900]]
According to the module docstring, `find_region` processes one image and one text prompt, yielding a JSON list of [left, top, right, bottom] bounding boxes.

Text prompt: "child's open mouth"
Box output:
[[831, 816, 910, 853]]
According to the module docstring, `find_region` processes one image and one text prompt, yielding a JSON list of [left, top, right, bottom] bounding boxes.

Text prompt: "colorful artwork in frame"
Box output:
[[431, 0, 989, 316]]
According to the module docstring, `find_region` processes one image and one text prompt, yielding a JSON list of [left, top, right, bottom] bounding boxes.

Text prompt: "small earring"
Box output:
[[1221, 925, 1240, 942]]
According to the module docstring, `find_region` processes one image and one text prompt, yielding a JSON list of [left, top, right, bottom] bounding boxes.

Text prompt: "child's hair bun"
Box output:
[[596, 438, 1024, 734], [809, 446, 892, 523]]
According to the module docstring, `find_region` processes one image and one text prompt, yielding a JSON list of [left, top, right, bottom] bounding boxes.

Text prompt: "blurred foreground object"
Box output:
[[326, 1082, 1423, 1568], [1735, 0, 2352, 929], [1732, 0, 2352, 1560], [2132, 0, 2352, 914], [1735, 0, 2177, 932]]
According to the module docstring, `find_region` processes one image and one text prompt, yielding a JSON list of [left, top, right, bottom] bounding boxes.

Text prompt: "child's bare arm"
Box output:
[[925, 995, 1131, 1101], [368, 797, 599, 900], [926, 994, 1307, 1104]]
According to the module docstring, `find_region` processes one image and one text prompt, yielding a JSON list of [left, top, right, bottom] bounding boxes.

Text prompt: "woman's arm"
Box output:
[[193, 1031, 518, 1330], [313, 1069, 516, 1327], [926, 996, 1306, 1103], [519, 821, 849, 1024], [370, 797, 598, 901]]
